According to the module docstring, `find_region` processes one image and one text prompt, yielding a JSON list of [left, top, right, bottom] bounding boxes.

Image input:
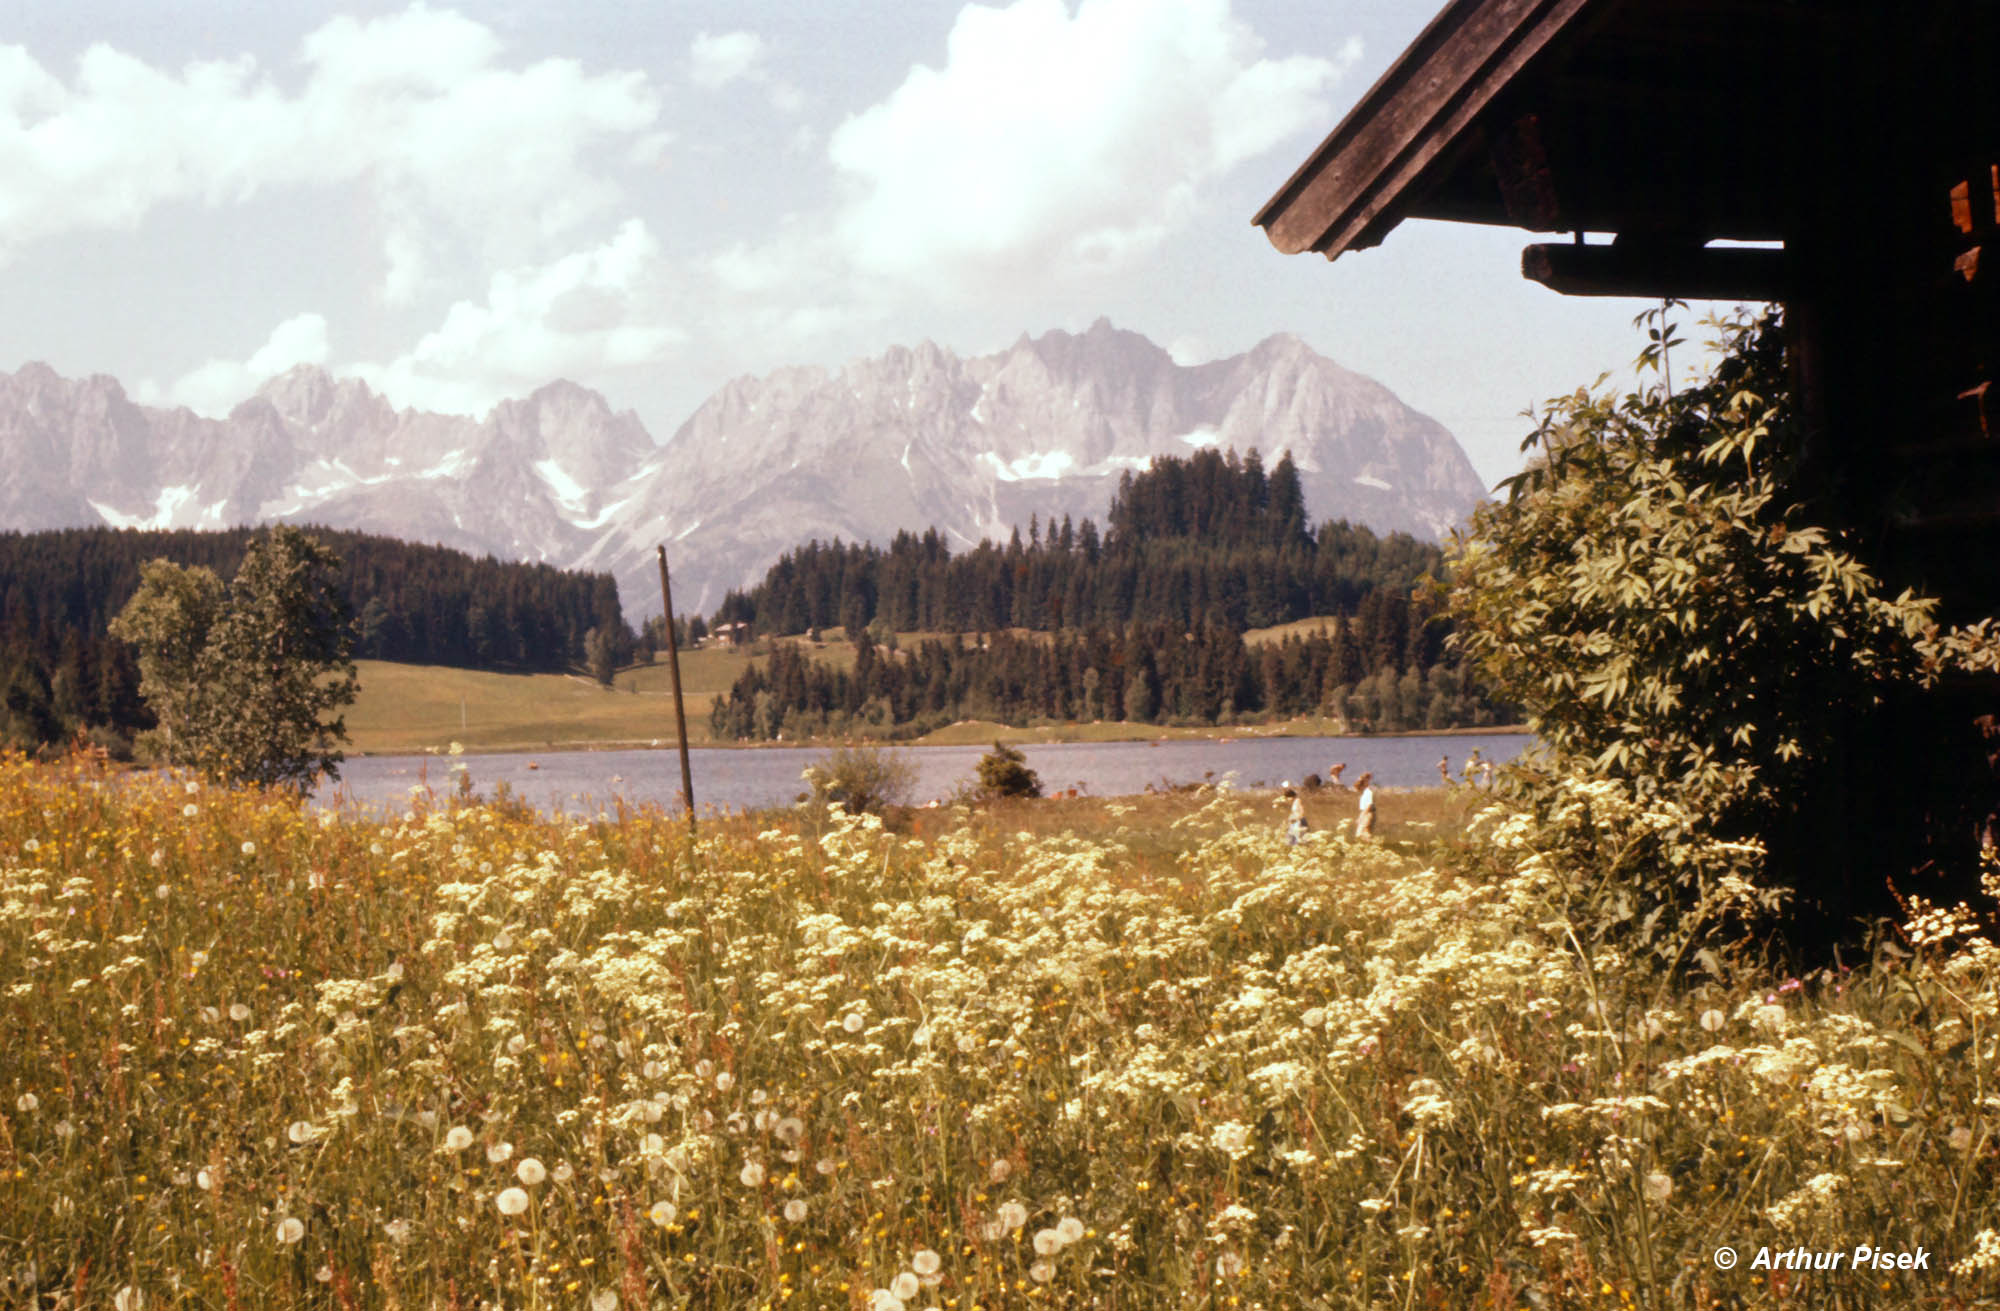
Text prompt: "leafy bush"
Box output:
[[803, 743, 917, 815], [1443, 308, 2000, 933], [975, 739, 1042, 799]]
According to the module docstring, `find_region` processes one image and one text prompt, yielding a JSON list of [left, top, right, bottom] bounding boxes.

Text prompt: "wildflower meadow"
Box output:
[[2, 751, 1997, 1309]]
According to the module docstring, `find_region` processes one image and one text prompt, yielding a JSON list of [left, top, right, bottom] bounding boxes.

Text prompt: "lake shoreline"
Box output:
[[326, 731, 1536, 814], [348, 721, 1534, 758]]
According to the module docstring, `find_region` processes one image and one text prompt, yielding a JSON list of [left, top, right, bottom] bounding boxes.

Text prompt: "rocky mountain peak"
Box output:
[[253, 365, 393, 435], [7, 360, 62, 390]]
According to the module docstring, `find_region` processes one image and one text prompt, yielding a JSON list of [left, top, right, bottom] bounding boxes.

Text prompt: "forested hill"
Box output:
[[1, 526, 631, 750], [712, 448, 1447, 635], [706, 449, 1512, 739]]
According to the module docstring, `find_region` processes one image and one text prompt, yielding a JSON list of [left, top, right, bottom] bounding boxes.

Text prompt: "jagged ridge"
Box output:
[[0, 321, 1488, 617]]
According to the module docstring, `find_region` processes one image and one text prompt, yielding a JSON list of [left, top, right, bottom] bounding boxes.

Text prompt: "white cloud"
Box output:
[[688, 30, 765, 89], [140, 312, 330, 416], [350, 219, 680, 416], [687, 29, 800, 112], [827, 0, 1356, 288], [247, 313, 331, 376], [0, 6, 663, 291], [381, 228, 427, 306], [1169, 335, 1217, 366]]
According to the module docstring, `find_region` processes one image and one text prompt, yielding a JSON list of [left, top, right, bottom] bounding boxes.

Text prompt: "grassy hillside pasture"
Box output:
[[342, 661, 716, 753], [1242, 615, 1342, 645], [345, 643, 825, 752], [342, 620, 1362, 754]]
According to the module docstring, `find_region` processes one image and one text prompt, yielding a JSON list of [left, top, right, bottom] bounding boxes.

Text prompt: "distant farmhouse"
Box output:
[[706, 621, 753, 649], [1256, 0, 2000, 868]]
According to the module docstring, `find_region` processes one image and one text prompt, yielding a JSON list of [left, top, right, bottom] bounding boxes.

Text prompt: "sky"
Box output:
[[0, 0, 1705, 489]]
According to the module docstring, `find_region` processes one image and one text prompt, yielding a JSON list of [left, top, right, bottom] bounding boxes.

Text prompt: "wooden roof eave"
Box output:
[[1254, 0, 1606, 260]]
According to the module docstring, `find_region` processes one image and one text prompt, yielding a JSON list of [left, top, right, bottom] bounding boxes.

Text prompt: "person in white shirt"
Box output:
[[1352, 772, 1376, 840], [1279, 786, 1306, 846]]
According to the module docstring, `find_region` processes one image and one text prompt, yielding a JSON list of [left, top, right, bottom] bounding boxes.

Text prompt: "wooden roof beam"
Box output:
[[1255, 0, 1600, 259], [1522, 241, 1790, 300]]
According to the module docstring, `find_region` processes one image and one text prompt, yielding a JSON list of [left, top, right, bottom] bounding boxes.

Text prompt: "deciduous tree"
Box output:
[[112, 527, 358, 791]]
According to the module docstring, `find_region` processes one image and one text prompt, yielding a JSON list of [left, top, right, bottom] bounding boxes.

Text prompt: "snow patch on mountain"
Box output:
[[534, 459, 589, 514], [980, 450, 1077, 481], [91, 485, 197, 530]]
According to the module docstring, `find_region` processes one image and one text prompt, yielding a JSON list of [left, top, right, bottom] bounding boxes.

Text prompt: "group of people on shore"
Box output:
[[1280, 750, 1495, 846], [1280, 762, 1373, 846], [1438, 750, 1496, 788]]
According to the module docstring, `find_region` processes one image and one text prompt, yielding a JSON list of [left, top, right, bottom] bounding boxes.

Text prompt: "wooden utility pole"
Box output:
[[656, 545, 697, 835]]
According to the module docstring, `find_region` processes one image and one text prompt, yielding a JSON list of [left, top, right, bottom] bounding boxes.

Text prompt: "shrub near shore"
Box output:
[[2, 754, 1998, 1308]]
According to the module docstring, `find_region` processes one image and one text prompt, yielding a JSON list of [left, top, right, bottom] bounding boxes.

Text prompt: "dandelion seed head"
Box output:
[[495, 1187, 529, 1216]]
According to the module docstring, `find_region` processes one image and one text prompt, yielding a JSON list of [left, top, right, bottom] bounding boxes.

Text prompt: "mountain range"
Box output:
[[0, 320, 1489, 617]]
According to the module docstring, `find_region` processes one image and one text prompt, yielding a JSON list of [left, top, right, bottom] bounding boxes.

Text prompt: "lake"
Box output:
[[319, 731, 1532, 816]]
